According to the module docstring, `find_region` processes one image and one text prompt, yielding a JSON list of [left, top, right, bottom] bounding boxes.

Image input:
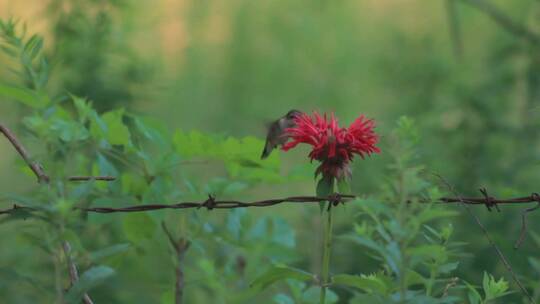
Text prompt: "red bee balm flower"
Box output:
[[282, 112, 380, 180]]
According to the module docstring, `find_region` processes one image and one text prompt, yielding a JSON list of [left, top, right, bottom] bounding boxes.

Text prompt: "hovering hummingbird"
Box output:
[[261, 109, 303, 159]]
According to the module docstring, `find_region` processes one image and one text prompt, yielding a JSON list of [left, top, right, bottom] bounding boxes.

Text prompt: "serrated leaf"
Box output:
[[91, 109, 130, 146], [482, 272, 509, 301]]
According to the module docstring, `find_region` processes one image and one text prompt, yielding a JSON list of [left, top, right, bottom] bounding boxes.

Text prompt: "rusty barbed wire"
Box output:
[[3, 121, 540, 302], [3, 122, 540, 236], [0, 194, 356, 215], [435, 174, 536, 304]]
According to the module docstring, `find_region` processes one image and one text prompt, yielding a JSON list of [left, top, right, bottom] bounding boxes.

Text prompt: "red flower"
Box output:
[[282, 112, 380, 179]]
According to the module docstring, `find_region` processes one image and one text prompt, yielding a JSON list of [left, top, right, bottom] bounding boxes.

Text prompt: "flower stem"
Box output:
[[320, 206, 334, 304]]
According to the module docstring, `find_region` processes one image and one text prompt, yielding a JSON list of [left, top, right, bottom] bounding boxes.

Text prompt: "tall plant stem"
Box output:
[[319, 206, 334, 304]]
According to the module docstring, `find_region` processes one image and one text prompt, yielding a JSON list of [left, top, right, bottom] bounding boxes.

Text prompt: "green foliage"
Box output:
[[335, 119, 463, 303], [251, 265, 313, 290], [465, 272, 510, 304], [45, 0, 152, 112], [332, 273, 390, 295], [64, 266, 115, 303], [173, 129, 283, 182], [1, 1, 540, 302], [0, 20, 305, 303], [316, 175, 334, 212]]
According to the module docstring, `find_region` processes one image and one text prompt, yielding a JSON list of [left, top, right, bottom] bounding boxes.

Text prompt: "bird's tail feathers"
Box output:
[[261, 142, 272, 159]]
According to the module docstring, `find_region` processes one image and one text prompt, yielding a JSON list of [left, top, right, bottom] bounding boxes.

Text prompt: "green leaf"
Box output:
[[24, 34, 43, 60], [407, 245, 446, 261], [250, 265, 313, 290], [404, 270, 425, 287], [133, 117, 168, 149], [96, 153, 118, 176], [0, 208, 35, 224], [316, 176, 334, 212], [317, 176, 334, 197], [337, 179, 351, 194], [173, 130, 282, 182], [482, 272, 509, 301], [332, 273, 389, 294], [439, 262, 459, 274], [173, 129, 219, 158], [0, 84, 46, 108], [345, 235, 402, 276], [91, 109, 131, 146], [64, 266, 115, 303], [50, 119, 90, 142], [464, 281, 482, 304], [71, 95, 95, 123], [122, 213, 156, 242]]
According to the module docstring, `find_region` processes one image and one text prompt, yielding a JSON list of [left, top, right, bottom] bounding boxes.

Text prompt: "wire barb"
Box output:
[[0, 195, 357, 215], [434, 175, 535, 304], [479, 188, 500, 212]]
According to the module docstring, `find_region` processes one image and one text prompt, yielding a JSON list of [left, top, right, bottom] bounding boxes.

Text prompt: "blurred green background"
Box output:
[[1, 0, 540, 303]]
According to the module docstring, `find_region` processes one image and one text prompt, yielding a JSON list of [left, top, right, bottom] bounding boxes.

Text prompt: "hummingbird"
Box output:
[[261, 109, 303, 159]]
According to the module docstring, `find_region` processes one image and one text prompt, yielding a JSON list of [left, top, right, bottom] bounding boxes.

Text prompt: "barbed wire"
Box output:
[[435, 175, 536, 304], [2, 122, 540, 229], [3, 121, 540, 302], [0, 194, 356, 215]]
